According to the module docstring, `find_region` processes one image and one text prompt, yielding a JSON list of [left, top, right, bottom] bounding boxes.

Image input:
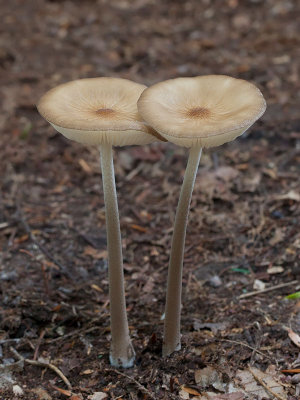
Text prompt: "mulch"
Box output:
[[0, 0, 299, 399]]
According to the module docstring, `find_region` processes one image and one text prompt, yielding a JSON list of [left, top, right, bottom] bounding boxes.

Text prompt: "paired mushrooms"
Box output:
[[38, 75, 266, 366]]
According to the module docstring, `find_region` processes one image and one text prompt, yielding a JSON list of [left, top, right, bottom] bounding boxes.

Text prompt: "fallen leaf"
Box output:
[[181, 385, 201, 396], [13, 385, 24, 395], [87, 392, 108, 400], [193, 320, 229, 333], [197, 168, 238, 202], [267, 266, 284, 274], [272, 55, 291, 64], [143, 276, 155, 294], [178, 389, 190, 399], [232, 14, 250, 29], [84, 246, 108, 260], [215, 166, 239, 182], [253, 279, 265, 290], [195, 366, 226, 392], [285, 291, 300, 300], [243, 173, 261, 192], [150, 247, 159, 256], [81, 369, 94, 375], [274, 190, 300, 202], [52, 184, 65, 194], [51, 304, 62, 312], [14, 234, 29, 244], [198, 393, 246, 400], [236, 163, 248, 170], [31, 387, 52, 400], [269, 228, 285, 246], [288, 328, 300, 348], [263, 168, 278, 180], [235, 369, 269, 398], [236, 367, 287, 400], [130, 224, 147, 233], [91, 284, 103, 293]]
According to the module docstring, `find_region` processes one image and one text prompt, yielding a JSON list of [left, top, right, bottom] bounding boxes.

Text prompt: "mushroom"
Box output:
[[137, 75, 266, 356], [38, 77, 161, 367]]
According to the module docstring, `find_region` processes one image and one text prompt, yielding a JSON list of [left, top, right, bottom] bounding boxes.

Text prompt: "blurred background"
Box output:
[[0, 0, 299, 398], [1, 0, 298, 132]]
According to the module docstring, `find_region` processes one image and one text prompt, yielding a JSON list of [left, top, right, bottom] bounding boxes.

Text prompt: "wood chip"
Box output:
[[78, 159, 92, 173]]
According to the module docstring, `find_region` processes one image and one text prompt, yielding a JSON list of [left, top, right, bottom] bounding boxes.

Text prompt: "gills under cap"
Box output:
[[137, 75, 266, 148], [37, 77, 162, 146]]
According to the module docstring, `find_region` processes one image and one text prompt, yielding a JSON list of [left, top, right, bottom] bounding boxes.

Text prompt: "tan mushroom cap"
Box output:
[[37, 77, 163, 146], [137, 75, 266, 148]]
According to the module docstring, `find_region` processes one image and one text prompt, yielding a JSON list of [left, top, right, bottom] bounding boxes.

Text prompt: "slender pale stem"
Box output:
[[99, 144, 135, 368], [163, 144, 202, 357]]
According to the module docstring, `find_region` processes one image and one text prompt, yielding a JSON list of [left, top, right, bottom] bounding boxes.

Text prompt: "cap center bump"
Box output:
[[186, 107, 211, 119], [95, 108, 115, 117]]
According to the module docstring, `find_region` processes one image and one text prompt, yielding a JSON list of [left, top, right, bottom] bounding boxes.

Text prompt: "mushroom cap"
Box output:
[[37, 77, 162, 146], [137, 75, 266, 148]]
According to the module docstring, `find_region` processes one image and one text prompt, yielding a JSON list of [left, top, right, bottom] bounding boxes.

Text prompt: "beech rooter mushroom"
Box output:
[[137, 75, 266, 356], [38, 77, 161, 367]]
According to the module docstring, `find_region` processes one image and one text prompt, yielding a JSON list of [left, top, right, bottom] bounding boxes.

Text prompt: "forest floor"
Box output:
[[0, 0, 299, 399]]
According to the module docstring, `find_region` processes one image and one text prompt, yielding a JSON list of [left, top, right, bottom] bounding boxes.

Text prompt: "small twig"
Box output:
[[239, 280, 298, 299], [15, 201, 68, 274], [33, 329, 46, 361], [46, 321, 101, 343], [108, 369, 156, 400], [0, 338, 21, 345], [10, 347, 72, 389], [220, 339, 273, 361], [41, 263, 51, 297]]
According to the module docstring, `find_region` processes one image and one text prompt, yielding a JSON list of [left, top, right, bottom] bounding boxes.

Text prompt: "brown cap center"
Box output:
[[186, 107, 211, 119], [95, 108, 116, 117]]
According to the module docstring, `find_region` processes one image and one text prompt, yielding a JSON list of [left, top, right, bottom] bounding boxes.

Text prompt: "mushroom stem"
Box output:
[[99, 144, 135, 368], [163, 144, 202, 357]]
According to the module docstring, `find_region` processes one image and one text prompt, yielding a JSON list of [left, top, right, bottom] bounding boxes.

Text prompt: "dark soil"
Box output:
[[0, 0, 299, 399]]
